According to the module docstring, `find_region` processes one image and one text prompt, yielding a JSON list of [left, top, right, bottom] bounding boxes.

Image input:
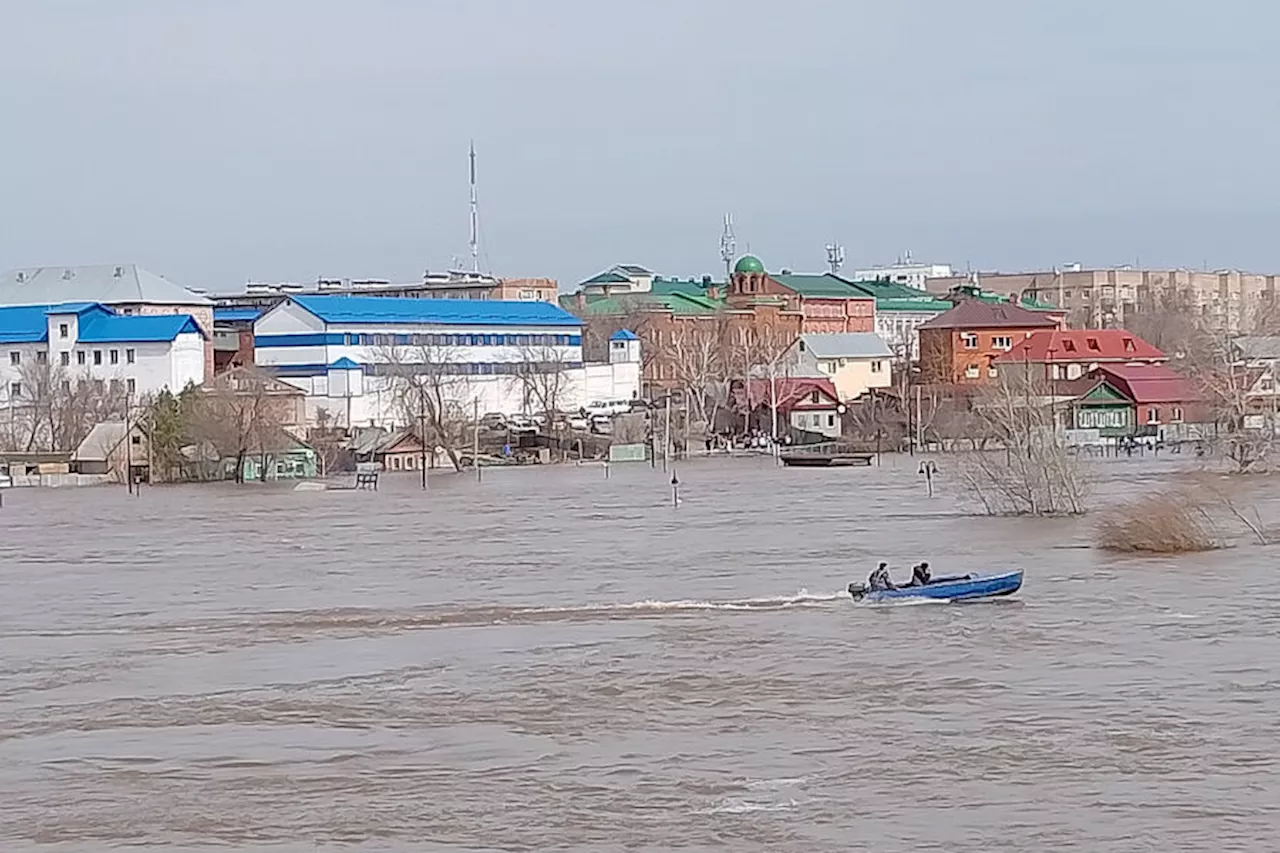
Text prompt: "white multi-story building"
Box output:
[[1, 264, 215, 381], [252, 295, 639, 426], [0, 302, 208, 405], [854, 252, 953, 291]]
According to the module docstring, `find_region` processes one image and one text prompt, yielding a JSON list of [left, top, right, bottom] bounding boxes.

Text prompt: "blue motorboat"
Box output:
[[847, 569, 1023, 603]]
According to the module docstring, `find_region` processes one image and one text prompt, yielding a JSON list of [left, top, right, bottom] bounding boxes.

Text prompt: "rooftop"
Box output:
[[918, 300, 1060, 331], [800, 332, 893, 360], [993, 330, 1166, 364], [0, 264, 212, 307], [0, 303, 206, 344], [770, 273, 872, 299], [287, 295, 583, 328], [1095, 363, 1202, 404]]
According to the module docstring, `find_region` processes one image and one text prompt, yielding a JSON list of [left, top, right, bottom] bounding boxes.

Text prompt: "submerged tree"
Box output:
[[956, 370, 1091, 516]]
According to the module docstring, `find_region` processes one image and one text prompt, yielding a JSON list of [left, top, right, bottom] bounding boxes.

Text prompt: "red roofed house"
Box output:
[[1096, 364, 1205, 432], [991, 329, 1166, 382], [917, 300, 1061, 385], [1066, 364, 1204, 438], [730, 376, 843, 440]]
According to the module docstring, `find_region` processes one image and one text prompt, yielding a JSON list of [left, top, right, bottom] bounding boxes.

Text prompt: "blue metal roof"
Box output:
[[328, 357, 360, 369], [214, 307, 263, 323], [0, 305, 54, 344], [77, 312, 206, 343], [610, 328, 639, 341], [0, 302, 204, 344], [289, 294, 582, 328]]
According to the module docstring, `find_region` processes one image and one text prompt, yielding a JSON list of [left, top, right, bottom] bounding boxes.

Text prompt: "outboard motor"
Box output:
[[847, 581, 867, 601]]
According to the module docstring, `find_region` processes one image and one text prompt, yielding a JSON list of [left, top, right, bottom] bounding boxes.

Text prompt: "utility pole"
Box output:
[[419, 383, 428, 491], [663, 395, 672, 472], [125, 391, 133, 495], [473, 398, 481, 482]]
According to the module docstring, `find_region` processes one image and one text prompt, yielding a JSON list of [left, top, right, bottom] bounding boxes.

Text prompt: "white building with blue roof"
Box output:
[[253, 295, 639, 425], [0, 302, 208, 406]]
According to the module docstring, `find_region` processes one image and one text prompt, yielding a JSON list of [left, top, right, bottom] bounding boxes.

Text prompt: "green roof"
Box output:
[[580, 271, 632, 286], [565, 290, 722, 317], [770, 273, 870, 298], [734, 255, 765, 274]]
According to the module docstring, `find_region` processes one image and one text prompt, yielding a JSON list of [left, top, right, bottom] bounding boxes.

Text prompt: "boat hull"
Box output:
[[849, 570, 1023, 603]]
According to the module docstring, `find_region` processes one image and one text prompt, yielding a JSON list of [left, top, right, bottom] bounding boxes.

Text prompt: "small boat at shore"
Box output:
[[847, 569, 1023, 603]]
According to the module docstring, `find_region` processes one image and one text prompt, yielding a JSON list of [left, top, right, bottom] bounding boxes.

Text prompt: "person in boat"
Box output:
[[910, 561, 932, 587], [867, 562, 895, 591]]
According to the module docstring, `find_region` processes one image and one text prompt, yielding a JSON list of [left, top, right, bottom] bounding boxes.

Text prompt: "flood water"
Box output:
[[1, 455, 1279, 852]]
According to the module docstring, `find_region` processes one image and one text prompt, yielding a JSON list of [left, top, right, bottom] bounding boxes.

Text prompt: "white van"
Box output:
[[583, 399, 632, 418]]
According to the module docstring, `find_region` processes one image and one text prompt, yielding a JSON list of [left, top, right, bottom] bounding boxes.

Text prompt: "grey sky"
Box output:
[[3, 0, 1278, 291]]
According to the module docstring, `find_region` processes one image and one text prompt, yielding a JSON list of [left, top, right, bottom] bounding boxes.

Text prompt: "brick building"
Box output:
[[918, 300, 1061, 385]]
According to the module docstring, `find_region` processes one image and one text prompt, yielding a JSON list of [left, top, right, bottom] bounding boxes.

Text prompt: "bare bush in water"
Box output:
[[1095, 493, 1222, 553]]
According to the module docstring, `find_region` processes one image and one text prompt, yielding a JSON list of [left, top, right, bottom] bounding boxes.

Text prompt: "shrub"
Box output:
[[1095, 493, 1222, 553]]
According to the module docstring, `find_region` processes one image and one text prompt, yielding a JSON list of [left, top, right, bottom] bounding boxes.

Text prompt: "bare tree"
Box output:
[[956, 370, 1090, 515], [190, 365, 287, 483], [510, 344, 574, 422], [665, 314, 731, 430], [580, 297, 660, 375], [374, 342, 474, 472], [7, 361, 125, 452], [725, 322, 798, 439], [1182, 325, 1273, 473]]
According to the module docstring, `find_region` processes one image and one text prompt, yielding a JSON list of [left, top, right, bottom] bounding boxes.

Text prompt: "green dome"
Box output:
[[734, 255, 765, 274]]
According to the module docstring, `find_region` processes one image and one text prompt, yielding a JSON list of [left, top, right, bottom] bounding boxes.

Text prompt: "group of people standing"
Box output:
[[867, 561, 932, 592]]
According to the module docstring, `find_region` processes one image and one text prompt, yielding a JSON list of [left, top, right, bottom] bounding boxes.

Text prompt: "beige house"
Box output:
[[794, 333, 893, 402]]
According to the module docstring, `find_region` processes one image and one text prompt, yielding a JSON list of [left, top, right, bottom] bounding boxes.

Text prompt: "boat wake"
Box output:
[[5, 591, 850, 639]]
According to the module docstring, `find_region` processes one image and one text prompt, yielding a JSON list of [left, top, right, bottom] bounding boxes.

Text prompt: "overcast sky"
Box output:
[[3, 0, 1278, 291]]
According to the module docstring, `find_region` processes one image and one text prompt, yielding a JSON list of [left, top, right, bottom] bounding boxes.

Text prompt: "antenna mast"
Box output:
[[825, 242, 845, 274], [468, 140, 479, 273], [719, 213, 736, 277]]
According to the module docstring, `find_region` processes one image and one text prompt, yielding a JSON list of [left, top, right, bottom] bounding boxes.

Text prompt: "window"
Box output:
[[1147, 407, 1159, 424], [59, 323, 69, 338], [126, 348, 135, 364], [8, 382, 20, 397], [76, 350, 86, 366], [127, 378, 136, 394], [964, 364, 980, 379], [60, 380, 71, 394], [131, 435, 141, 446], [110, 349, 119, 365], [961, 333, 978, 349], [810, 391, 820, 404], [828, 414, 836, 427], [36, 351, 47, 364], [871, 360, 883, 373], [93, 350, 102, 366], [992, 336, 1013, 351], [8, 351, 18, 366], [60, 352, 70, 367], [988, 366, 998, 378]]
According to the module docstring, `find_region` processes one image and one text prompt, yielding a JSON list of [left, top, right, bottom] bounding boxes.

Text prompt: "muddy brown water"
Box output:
[[1, 455, 1278, 852]]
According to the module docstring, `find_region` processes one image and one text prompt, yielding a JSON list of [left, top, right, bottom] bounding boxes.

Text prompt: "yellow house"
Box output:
[[796, 333, 893, 402]]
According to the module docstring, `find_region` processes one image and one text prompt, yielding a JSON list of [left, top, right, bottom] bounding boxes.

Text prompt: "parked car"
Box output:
[[567, 415, 589, 431], [583, 399, 632, 418], [589, 414, 614, 435], [479, 412, 507, 431], [508, 415, 538, 435]]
